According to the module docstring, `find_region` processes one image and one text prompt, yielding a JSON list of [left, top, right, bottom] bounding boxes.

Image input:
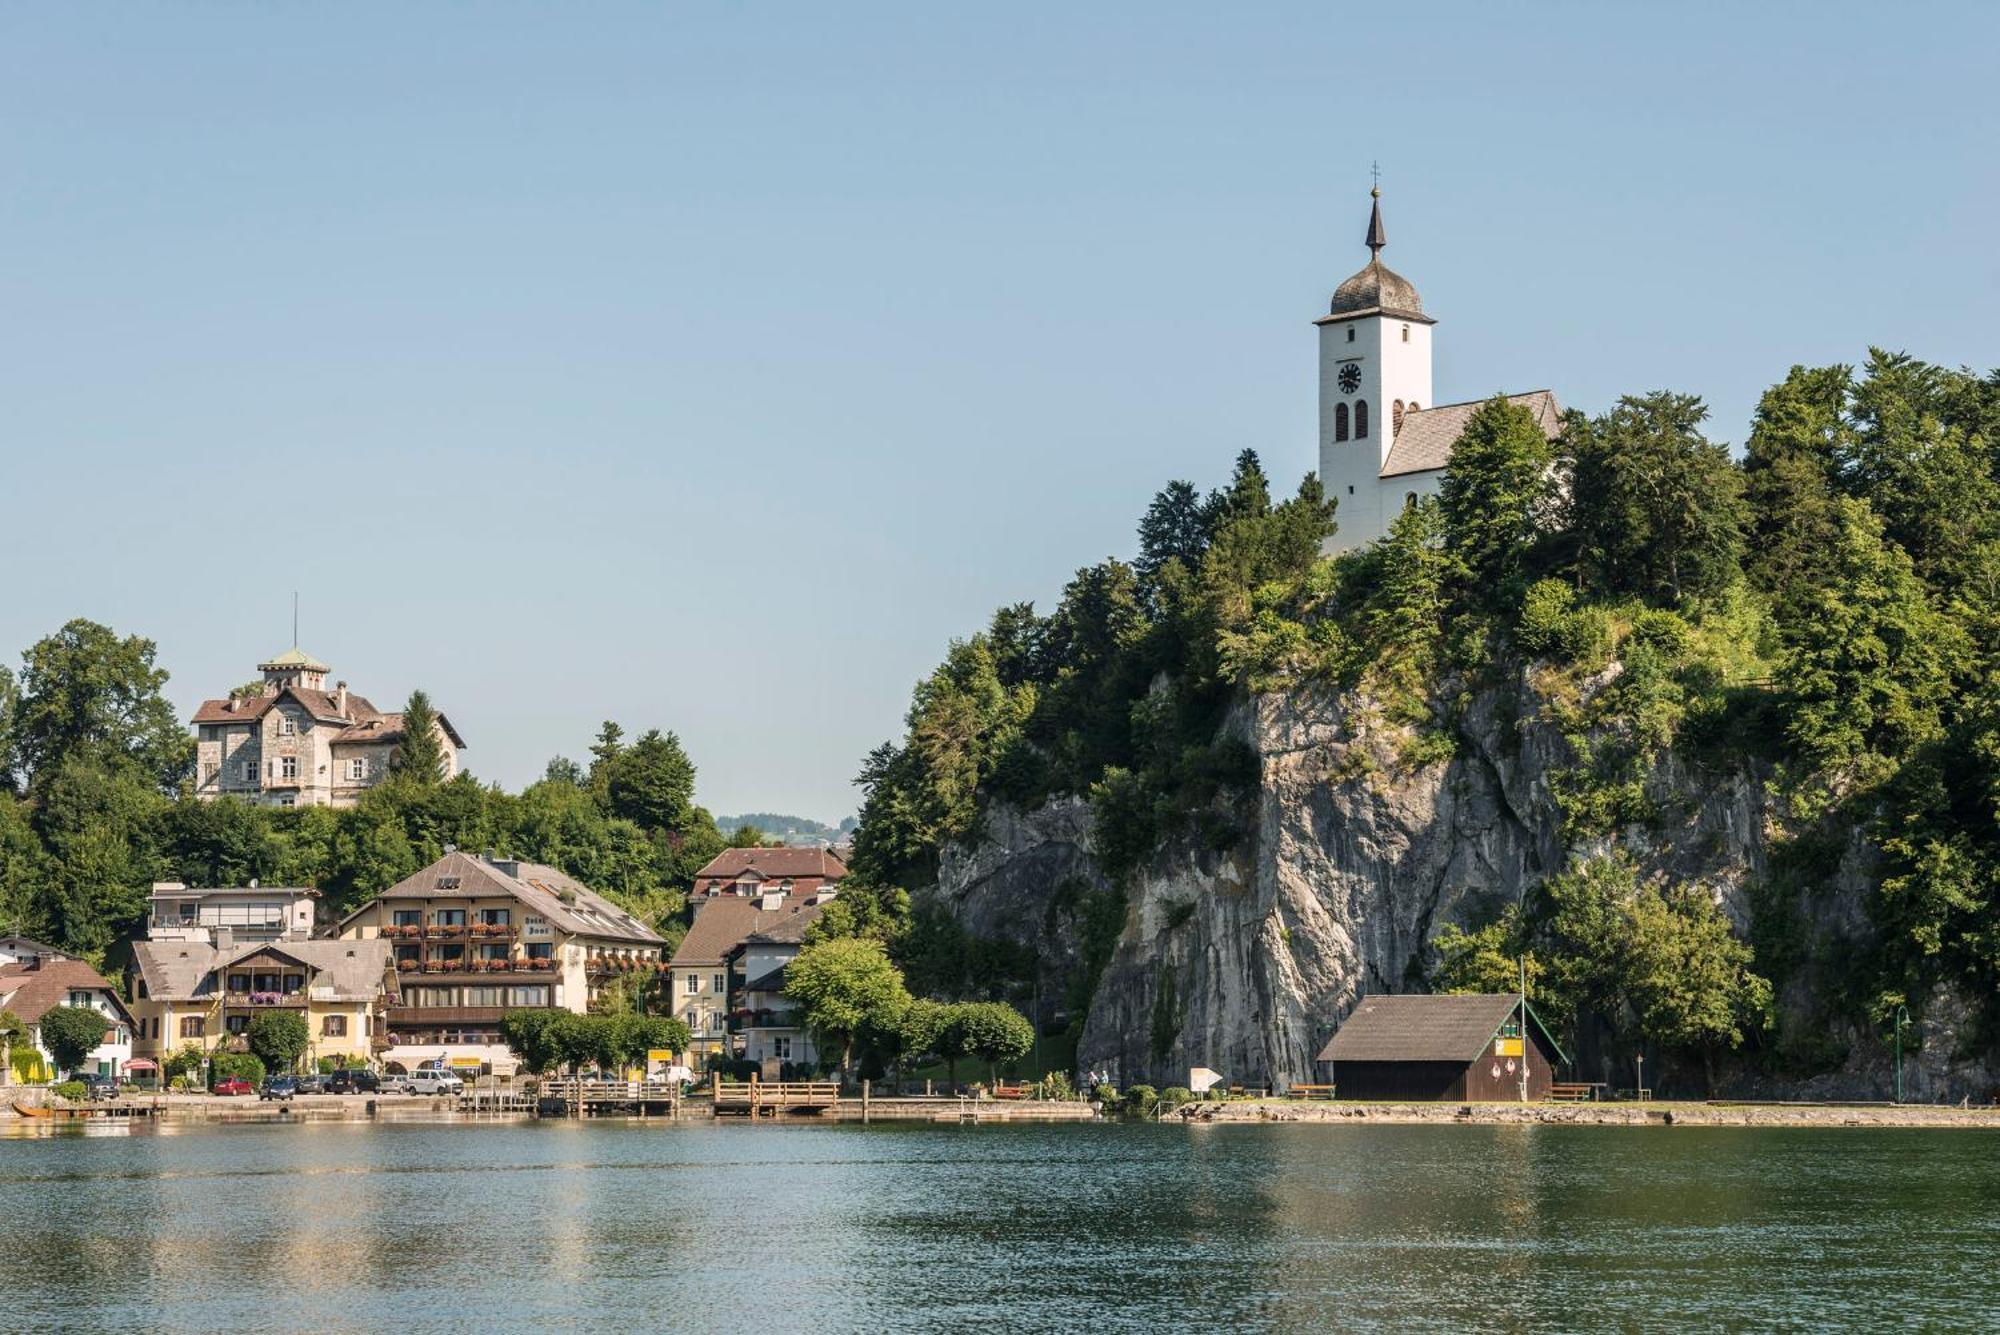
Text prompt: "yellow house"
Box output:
[[336, 850, 666, 1073], [129, 937, 396, 1070]]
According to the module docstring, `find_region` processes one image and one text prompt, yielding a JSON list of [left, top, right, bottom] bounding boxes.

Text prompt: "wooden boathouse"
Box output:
[[1316, 993, 1566, 1101]]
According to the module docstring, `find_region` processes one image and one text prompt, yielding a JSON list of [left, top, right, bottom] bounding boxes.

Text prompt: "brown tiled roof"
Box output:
[[0, 959, 135, 1028], [670, 892, 826, 967], [1316, 993, 1559, 1064], [131, 938, 395, 1003], [692, 847, 847, 884], [342, 851, 660, 946], [1378, 390, 1562, 479], [193, 686, 464, 748]]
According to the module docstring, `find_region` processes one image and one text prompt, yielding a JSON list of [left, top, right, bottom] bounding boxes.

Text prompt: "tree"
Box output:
[[1741, 364, 1852, 605], [604, 729, 698, 834], [0, 1009, 22, 1088], [892, 997, 950, 1077], [4, 619, 192, 794], [1438, 395, 1557, 614], [247, 1010, 310, 1074], [1779, 499, 1962, 777], [1431, 908, 1539, 998], [783, 937, 910, 1075], [31, 757, 160, 959], [38, 1004, 111, 1076], [1136, 479, 1213, 593], [387, 690, 446, 784], [500, 1009, 568, 1075], [952, 1001, 1035, 1083], [1563, 393, 1747, 606], [1623, 885, 1773, 1095]]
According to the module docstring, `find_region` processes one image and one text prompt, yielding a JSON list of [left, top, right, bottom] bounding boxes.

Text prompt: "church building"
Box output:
[[1317, 189, 1562, 551]]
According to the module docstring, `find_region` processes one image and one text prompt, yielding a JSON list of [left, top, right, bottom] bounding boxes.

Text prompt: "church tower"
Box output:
[[1316, 188, 1435, 549]]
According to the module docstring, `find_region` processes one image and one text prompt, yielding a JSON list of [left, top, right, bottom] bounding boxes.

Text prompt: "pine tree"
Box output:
[[388, 690, 446, 784]]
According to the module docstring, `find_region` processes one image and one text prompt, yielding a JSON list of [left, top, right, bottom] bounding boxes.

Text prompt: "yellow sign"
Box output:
[[1494, 1038, 1523, 1058], [449, 1057, 484, 1070], [647, 1049, 676, 1063]]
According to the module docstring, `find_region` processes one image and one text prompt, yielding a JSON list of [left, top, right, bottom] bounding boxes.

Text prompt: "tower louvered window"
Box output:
[[1355, 400, 1369, 438], [1334, 404, 1350, 442]]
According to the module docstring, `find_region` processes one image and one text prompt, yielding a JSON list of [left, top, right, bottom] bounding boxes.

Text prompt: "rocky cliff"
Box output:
[[930, 674, 1998, 1101]]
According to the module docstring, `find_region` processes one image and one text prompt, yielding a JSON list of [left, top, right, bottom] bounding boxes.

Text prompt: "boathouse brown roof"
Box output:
[[1316, 993, 1565, 1064]]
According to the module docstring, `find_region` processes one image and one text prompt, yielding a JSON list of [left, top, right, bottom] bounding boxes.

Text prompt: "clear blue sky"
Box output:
[[3, 4, 1995, 822]]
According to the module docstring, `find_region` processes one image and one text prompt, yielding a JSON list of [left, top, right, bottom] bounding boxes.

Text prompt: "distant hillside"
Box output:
[[714, 812, 858, 847]]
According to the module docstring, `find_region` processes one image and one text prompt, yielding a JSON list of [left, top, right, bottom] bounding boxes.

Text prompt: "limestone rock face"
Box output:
[[930, 676, 1999, 1101]]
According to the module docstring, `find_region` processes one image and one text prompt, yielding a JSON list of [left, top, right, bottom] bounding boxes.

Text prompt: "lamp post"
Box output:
[[1893, 1005, 1910, 1104], [1635, 1052, 1644, 1102]]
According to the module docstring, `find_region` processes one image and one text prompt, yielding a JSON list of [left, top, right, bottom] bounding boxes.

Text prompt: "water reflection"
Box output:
[[1, 1120, 1996, 1332]]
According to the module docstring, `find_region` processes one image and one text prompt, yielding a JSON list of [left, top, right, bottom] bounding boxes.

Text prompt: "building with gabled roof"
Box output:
[[1315, 993, 1566, 1101], [691, 846, 846, 899], [190, 646, 464, 809], [335, 850, 666, 1073], [668, 884, 836, 1071], [0, 957, 136, 1080], [128, 936, 396, 1071]]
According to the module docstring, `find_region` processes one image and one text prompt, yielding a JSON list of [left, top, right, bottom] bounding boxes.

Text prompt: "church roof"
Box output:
[[1380, 391, 1563, 479], [1326, 189, 1432, 324]]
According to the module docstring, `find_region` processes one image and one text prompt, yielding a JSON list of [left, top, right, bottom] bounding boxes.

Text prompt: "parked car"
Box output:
[[293, 1073, 327, 1095], [326, 1068, 380, 1095], [213, 1077, 255, 1096], [78, 1073, 120, 1101], [259, 1076, 297, 1102], [409, 1069, 464, 1096], [377, 1073, 414, 1095]]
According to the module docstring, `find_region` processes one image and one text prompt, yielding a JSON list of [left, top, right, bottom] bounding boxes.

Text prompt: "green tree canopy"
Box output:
[[38, 1004, 111, 1075], [950, 1000, 1035, 1082], [387, 689, 447, 784], [4, 619, 192, 794], [784, 937, 911, 1074], [1439, 395, 1558, 614], [246, 1010, 311, 1074], [1563, 392, 1747, 606]]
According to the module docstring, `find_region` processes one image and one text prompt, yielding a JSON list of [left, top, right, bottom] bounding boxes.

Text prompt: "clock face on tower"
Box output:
[[1338, 363, 1361, 394]]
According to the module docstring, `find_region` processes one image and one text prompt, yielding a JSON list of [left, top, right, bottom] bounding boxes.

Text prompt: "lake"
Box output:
[[2, 1118, 1996, 1331]]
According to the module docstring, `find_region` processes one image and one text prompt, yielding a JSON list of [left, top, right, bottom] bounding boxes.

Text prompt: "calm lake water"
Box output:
[[3, 1118, 1997, 1332]]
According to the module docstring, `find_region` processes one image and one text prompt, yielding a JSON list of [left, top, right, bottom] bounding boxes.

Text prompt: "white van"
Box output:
[[410, 1070, 464, 1096]]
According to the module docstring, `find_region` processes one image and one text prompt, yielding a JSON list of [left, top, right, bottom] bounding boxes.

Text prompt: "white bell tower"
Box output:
[[1316, 187, 1436, 550]]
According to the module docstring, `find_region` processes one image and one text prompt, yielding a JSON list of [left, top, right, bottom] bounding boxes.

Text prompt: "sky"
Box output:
[[2, 4, 1996, 823]]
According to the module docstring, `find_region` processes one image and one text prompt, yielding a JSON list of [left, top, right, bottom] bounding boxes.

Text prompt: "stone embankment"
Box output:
[[1171, 1099, 2000, 1129]]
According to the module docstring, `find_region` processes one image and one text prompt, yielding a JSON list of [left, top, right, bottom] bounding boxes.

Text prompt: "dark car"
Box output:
[[78, 1073, 120, 1101], [326, 1068, 380, 1095], [293, 1073, 327, 1095], [259, 1076, 297, 1102]]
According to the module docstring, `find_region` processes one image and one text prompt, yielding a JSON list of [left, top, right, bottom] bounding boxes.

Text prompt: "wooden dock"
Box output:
[[711, 1078, 841, 1117], [532, 1078, 683, 1118]]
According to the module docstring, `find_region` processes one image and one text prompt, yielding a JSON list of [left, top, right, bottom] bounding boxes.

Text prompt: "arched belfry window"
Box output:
[[1355, 400, 1369, 439], [1393, 400, 1405, 433], [1334, 403, 1349, 442]]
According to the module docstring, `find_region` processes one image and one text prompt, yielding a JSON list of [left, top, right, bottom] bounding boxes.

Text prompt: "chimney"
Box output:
[[334, 680, 348, 714]]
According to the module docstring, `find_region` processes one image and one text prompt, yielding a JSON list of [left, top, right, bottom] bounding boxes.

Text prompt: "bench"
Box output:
[[1550, 1082, 1608, 1103], [1286, 1084, 1337, 1101], [992, 1084, 1028, 1100]]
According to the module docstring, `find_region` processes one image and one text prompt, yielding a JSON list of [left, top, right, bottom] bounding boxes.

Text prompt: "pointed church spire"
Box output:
[[1365, 185, 1386, 258]]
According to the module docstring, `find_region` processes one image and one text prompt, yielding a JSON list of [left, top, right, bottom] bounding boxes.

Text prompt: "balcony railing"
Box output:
[[224, 992, 307, 1008]]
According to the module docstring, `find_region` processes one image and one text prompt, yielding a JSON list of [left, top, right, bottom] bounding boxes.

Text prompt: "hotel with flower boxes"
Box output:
[[337, 850, 667, 1073]]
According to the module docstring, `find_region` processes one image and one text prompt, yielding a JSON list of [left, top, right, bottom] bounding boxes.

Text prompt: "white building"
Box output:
[[146, 882, 318, 946], [1318, 189, 1561, 551], [0, 957, 135, 1081]]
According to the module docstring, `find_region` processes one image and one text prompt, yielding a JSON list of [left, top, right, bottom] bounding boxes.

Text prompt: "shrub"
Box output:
[[209, 1053, 266, 1088], [51, 1080, 88, 1102], [1125, 1083, 1159, 1117], [1091, 1083, 1121, 1113], [1160, 1086, 1192, 1111], [1038, 1071, 1076, 1101]]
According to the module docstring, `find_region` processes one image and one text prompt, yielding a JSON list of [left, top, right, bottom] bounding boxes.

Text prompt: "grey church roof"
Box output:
[[1327, 189, 1431, 323], [1379, 391, 1563, 479]]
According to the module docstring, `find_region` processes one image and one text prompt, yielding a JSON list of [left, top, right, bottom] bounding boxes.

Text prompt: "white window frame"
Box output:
[[279, 755, 299, 780], [278, 715, 297, 737], [713, 973, 727, 995], [346, 757, 367, 781], [684, 975, 701, 995], [240, 759, 257, 783]]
